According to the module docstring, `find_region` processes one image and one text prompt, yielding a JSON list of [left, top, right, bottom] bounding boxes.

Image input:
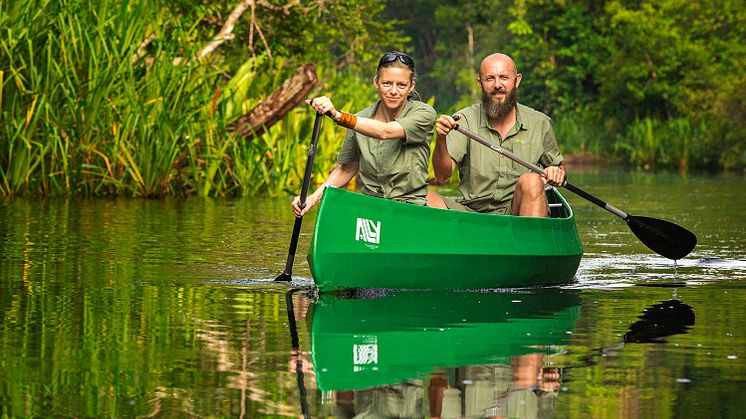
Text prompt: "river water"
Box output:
[[1, 170, 745, 418]]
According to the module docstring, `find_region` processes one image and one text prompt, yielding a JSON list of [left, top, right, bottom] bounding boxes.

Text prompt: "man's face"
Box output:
[[479, 59, 521, 119]]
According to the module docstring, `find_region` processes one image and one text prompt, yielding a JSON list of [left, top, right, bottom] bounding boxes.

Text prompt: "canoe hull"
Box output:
[[308, 187, 582, 291]]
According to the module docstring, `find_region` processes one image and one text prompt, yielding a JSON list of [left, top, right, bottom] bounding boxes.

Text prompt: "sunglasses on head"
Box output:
[[378, 52, 414, 69]]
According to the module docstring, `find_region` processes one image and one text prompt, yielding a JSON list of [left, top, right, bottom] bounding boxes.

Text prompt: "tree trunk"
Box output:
[[229, 63, 318, 138]]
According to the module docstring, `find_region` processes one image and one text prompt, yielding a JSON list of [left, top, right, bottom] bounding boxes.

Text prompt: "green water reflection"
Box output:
[[1, 171, 746, 417], [306, 289, 579, 417]]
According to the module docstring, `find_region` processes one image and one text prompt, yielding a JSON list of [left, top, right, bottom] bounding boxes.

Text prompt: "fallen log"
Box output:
[[229, 63, 318, 138]]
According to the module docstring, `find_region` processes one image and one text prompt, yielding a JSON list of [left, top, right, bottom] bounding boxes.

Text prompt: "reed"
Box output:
[[614, 117, 707, 171], [553, 111, 605, 156], [0, 1, 383, 198]]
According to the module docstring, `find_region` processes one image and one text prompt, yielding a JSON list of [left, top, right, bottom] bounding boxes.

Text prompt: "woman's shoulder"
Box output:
[[406, 100, 436, 117]]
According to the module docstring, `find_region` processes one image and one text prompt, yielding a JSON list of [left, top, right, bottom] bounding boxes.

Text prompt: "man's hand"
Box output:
[[435, 114, 459, 138], [543, 165, 566, 187]]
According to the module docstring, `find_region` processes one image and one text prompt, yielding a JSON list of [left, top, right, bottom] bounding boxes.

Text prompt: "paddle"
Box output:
[[275, 112, 325, 282], [452, 122, 697, 260]]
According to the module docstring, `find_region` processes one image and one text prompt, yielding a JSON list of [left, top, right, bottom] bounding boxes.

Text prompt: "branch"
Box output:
[[257, 0, 309, 15], [132, 32, 157, 64], [196, 0, 253, 62], [228, 63, 318, 139]]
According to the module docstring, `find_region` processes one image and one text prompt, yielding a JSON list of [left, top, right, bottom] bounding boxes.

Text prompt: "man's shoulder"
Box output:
[[454, 103, 483, 124], [517, 103, 552, 124]]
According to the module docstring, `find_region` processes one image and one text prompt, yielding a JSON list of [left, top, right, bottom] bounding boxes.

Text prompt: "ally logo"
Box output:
[[353, 336, 378, 372], [355, 218, 381, 245]]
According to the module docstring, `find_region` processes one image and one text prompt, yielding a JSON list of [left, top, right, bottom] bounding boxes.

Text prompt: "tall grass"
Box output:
[[551, 109, 722, 172], [553, 110, 606, 158], [0, 0, 372, 198], [614, 117, 708, 171]]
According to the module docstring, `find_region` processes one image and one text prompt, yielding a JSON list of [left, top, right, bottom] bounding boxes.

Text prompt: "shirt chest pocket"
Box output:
[[509, 139, 543, 172]]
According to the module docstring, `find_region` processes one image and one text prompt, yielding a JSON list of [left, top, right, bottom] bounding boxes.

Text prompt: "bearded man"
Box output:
[[428, 53, 567, 216]]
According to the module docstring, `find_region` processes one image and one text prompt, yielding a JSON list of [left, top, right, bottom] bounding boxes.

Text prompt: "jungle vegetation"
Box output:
[[1, 0, 744, 197]]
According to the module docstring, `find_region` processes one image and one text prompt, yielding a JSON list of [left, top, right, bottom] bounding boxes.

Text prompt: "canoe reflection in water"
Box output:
[[300, 287, 582, 418]]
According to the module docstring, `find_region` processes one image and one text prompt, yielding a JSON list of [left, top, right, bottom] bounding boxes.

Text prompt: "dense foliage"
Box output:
[[1, 0, 744, 197], [0, 0, 405, 197], [389, 0, 746, 171]]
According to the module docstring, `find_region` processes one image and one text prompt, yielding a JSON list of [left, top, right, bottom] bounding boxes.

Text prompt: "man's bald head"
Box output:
[[479, 53, 518, 78]]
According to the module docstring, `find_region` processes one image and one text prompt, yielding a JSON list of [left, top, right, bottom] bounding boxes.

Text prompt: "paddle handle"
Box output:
[[453, 124, 630, 220], [277, 112, 325, 280], [298, 113, 325, 208]]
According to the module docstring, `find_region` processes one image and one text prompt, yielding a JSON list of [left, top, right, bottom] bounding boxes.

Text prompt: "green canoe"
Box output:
[[308, 289, 581, 391], [308, 187, 583, 292]]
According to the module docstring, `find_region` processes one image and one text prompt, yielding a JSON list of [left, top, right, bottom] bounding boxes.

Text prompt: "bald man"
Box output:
[[428, 53, 566, 216]]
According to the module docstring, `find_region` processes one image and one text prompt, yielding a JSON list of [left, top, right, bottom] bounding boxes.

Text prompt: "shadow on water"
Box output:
[[286, 287, 582, 418], [285, 289, 700, 417]]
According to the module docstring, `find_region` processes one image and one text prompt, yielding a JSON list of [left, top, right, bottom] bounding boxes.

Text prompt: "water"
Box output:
[[1, 170, 745, 417]]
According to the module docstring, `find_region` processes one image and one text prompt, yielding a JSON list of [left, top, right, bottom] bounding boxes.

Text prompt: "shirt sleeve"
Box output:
[[539, 121, 564, 167], [397, 102, 436, 145], [336, 128, 360, 164]]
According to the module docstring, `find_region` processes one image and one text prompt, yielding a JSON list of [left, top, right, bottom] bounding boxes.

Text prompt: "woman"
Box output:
[[292, 51, 436, 217]]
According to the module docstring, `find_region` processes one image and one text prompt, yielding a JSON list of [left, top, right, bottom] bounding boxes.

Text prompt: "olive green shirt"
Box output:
[[446, 103, 564, 213], [337, 100, 436, 206]]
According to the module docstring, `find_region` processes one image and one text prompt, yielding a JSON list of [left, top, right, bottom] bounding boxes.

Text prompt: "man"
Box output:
[[429, 53, 566, 216]]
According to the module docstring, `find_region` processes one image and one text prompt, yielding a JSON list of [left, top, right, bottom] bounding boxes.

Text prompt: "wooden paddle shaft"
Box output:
[[453, 124, 629, 220]]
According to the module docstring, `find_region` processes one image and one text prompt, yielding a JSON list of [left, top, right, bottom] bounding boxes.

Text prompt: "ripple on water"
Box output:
[[571, 251, 746, 289]]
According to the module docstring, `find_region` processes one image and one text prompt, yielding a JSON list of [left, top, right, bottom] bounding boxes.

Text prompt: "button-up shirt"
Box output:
[[337, 100, 436, 206], [446, 103, 564, 213]]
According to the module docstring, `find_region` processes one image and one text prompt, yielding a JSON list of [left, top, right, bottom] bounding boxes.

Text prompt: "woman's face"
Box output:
[[374, 66, 414, 111]]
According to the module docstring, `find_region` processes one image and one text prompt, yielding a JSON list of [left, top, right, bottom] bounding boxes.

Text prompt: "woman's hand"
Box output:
[[291, 190, 323, 218], [305, 96, 338, 120]]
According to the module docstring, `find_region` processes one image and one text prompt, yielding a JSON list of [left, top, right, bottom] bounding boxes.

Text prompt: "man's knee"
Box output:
[[516, 173, 544, 195]]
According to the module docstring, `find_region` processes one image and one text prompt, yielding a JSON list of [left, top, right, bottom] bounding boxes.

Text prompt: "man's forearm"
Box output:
[[432, 136, 455, 182]]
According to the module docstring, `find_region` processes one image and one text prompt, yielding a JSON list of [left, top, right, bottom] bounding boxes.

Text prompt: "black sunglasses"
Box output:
[[378, 52, 414, 69]]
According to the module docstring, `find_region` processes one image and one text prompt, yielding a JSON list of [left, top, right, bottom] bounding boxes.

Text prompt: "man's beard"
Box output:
[[482, 85, 518, 119]]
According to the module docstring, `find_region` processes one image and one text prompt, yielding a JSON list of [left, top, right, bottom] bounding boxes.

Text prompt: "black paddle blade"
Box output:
[[626, 215, 697, 260], [275, 272, 292, 282]]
